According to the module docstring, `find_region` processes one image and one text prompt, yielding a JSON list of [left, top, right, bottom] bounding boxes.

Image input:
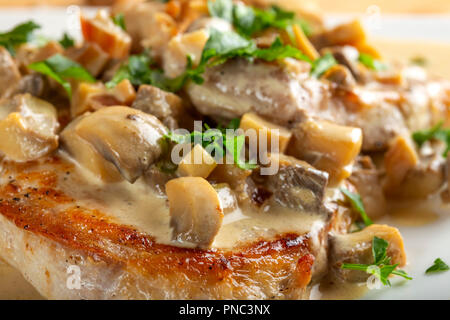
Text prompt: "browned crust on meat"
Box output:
[[0, 157, 316, 299]]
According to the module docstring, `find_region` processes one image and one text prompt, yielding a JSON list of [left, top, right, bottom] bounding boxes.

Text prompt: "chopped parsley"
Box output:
[[59, 32, 75, 49], [28, 54, 95, 97], [341, 188, 373, 227], [0, 20, 40, 55], [112, 13, 126, 31], [106, 51, 201, 92], [164, 120, 257, 171], [310, 53, 337, 78], [359, 53, 387, 71], [107, 29, 310, 91], [426, 258, 449, 274], [412, 121, 450, 157], [341, 237, 412, 286], [208, 0, 311, 37]]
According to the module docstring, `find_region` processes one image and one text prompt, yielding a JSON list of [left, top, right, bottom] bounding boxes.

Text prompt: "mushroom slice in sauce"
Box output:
[[348, 156, 387, 220], [290, 119, 362, 186], [329, 224, 406, 282], [0, 93, 59, 162], [80, 10, 131, 59], [74, 106, 167, 183], [263, 154, 329, 213], [0, 47, 21, 97], [166, 177, 224, 249], [131, 84, 184, 130], [60, 114, 122, 182]]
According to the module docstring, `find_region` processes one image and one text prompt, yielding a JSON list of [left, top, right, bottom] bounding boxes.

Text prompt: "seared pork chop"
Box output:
[[0, 155, 331, 299]]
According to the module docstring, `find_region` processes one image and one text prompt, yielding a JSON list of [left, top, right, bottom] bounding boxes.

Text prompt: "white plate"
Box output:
[[0, 6, 449, 300]]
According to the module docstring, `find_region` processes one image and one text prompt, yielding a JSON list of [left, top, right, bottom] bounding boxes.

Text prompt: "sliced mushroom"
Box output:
[[176, 144, 217, 179], [290, 119, 362, 186], [5, 73, 50, 99], [131, 84, 184, 130], [329, 224, 406, 283], [239, 112, 292, 153], [0, 47, 21, 97], [322, 46, 366, 83], [263, 154, 329, 213], [322, 64, 356, 91], [66, 42, 110, 77], [80, 10, 131, 59], [60, 114, 122, 182], [385, 140, 446, 198], [75, 106, 168, 183], [112, 1, 175, 56], [310, 20, 366, 50], [71, 80, 136, 117], [166, 177, 224, 249], [208, 163, 253, 203], [383, 135, 419, 194], [0, 94, 59, 161], [162, 29, 209, 78], [348, 156, 387, 220]]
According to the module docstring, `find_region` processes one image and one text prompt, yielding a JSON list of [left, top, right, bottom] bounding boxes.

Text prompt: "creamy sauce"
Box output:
[[53, 151, 327, 250], [383, 192, 449, 227], [308, 278, 369, 300], [0, 259, 42, 300]]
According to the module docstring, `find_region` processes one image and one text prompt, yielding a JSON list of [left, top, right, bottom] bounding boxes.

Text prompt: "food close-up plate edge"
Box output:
[[0, 0, 448, 300]]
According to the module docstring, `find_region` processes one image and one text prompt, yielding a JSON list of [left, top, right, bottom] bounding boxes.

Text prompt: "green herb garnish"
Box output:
[[190, 28, 311, 84], [59, 32, 75, 49], [310, 53, 337, 78], [0, 20, 40, 55], [412, 121, 450, 157], [106, 51, 202, 92], [426, 258, 449, 274], [107, 29, 310, 91], [112, 13, 126, 31], [341, 188, 373, 226], [164, 119, 257, 171], [28, 54, 95, 97], [358, 53, 387, 71], [341, 237, 412, 286], [208, 0, 311, 38]]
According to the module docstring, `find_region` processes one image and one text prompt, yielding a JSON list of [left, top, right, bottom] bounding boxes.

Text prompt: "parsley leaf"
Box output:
[[426, 258, 450, 274], [59, 32, 75, 49], [106, 51, 202, 92], [208, 0, 311, 38], [164, 120, 257, 171], [310, 53, 337, 78], [0, 20, 40, 55], [412, 121, 450, 157], [359, 53, 387, 71], [112, 13, 126, 31], [340, 188, 373, 227], [342, 237, 412, 286], [28, 54, 95, 97], [193, 29, 311, 83], [208, 0, 233, 22]]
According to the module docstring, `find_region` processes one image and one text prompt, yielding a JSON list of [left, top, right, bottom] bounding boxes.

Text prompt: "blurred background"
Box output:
[[0, 0, 449, 77], [0, 0, 449, 13]]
